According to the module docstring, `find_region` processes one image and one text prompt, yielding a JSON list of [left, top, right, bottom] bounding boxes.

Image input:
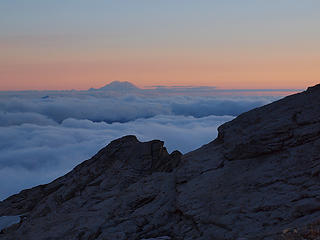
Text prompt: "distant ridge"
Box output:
[[89, 81, 140, 92]]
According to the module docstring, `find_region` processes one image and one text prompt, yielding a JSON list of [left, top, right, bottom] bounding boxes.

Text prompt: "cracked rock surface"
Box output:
[[1, 84, 320, 239]]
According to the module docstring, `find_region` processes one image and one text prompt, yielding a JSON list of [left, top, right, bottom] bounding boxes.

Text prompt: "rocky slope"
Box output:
[[1, 84, 320, 240]]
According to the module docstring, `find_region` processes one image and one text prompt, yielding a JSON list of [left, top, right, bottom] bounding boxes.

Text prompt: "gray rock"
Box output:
[[1, 84, 320, 239], [0, 216, 20, 232]]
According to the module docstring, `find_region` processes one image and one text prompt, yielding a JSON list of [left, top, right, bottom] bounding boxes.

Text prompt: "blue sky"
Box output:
[[0, 0, 319, 90]]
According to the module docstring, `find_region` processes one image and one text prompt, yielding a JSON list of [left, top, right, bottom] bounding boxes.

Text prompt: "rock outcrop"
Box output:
[[1, 84, 320, 239]]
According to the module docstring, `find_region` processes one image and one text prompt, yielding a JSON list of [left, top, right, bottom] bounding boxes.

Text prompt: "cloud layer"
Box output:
[[0, 115, 233, 200], [0, 89, 280, 200], [0, 93, 275, 125]]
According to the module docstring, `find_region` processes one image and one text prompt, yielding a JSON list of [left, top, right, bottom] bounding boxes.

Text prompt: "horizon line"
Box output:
[[0, 87, 305, 93]]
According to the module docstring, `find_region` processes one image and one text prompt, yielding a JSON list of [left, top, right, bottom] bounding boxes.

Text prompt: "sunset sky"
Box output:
[[0, 0, 319, 90]]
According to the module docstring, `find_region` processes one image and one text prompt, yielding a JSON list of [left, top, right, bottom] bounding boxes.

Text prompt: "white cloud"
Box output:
[[0, 115, 233, 200], [0, 89, 281, 200], [0, 92, 276, 125], [0, 111, 57, 126]]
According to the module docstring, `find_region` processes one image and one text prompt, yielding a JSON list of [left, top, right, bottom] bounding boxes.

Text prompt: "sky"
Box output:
[[0, 1, 315, 200], [0, 0, 319, 90]]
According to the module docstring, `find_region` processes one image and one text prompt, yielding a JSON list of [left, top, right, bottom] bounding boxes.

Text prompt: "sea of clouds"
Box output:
[[0, 88, 285, 200]]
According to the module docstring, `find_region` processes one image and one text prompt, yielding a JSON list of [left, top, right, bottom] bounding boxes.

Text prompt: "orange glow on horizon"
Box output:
[[1, 1, 320, 91], [1, 41, 319, 91], [0, 57, 318, 91]]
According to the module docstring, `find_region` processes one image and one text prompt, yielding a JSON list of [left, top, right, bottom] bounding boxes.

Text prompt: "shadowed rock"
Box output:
[[216, 84, 320, 160]]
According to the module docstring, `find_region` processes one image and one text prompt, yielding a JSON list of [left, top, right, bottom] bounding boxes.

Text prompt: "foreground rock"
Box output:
[[1, 85, 320, 239]]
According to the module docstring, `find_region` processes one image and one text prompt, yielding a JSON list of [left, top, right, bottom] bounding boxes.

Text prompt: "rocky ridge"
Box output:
[[1, 84, 320, 239]]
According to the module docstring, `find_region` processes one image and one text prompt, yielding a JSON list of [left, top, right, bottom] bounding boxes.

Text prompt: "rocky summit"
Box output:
[[1, 85, 320, 240]]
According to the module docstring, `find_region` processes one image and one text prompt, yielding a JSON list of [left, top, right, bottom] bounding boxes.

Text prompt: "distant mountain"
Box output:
[[89, 81, 140, 92], [1, 84, 320, 239]]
